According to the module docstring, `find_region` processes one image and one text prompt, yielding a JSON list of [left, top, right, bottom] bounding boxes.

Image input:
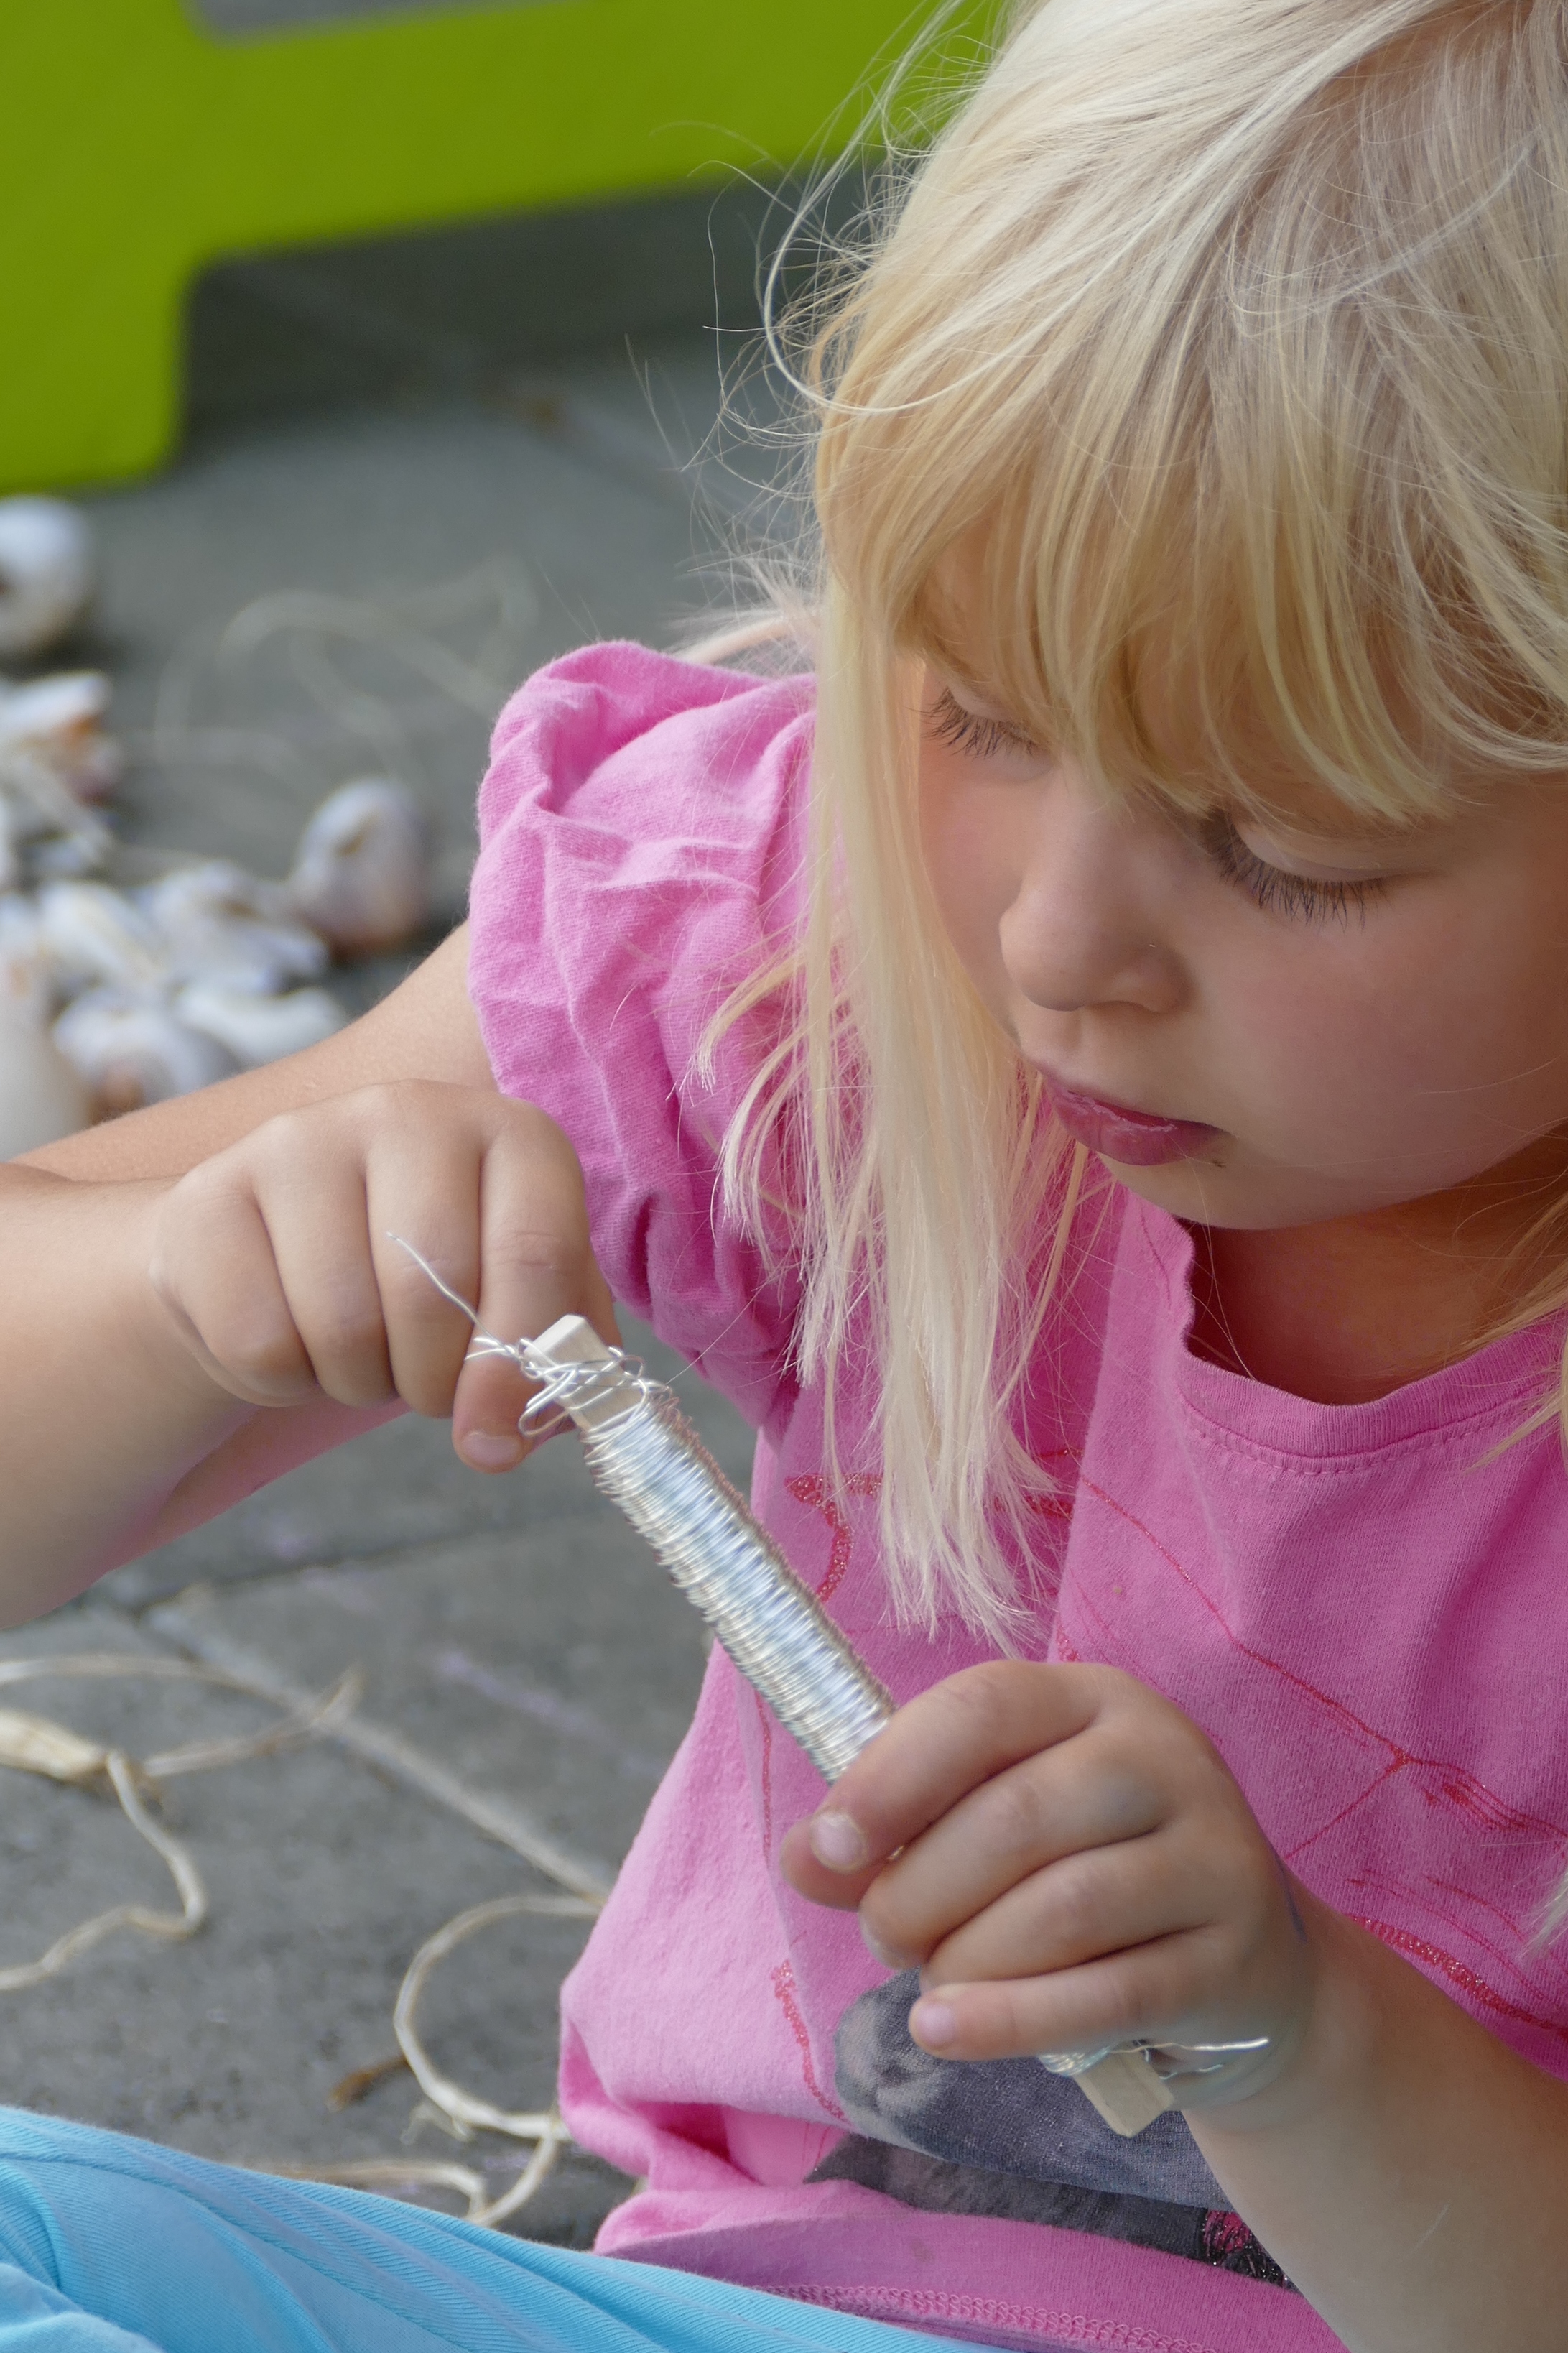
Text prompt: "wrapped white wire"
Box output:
[[520, 1342, 894, 1785], [394, 1242, 895, 1784], [547, 1336, 1277, 2126]]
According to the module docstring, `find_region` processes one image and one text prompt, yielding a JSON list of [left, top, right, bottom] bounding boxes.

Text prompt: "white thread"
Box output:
[[0, 1647, 600, 2224]]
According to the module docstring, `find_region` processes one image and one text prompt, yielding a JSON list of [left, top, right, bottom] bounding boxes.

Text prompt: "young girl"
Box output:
[[5, 1, 1568, 2347]]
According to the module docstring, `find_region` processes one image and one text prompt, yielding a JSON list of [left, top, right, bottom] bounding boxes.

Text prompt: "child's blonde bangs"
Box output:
[[813, 0, 1568, 833]]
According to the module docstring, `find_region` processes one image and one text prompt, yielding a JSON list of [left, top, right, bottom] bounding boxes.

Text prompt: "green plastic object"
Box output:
[[0, 0, 978, 494]]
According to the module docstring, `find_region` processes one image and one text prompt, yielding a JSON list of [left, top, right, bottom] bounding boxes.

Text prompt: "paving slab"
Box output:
[[85, 371, 738, 905]]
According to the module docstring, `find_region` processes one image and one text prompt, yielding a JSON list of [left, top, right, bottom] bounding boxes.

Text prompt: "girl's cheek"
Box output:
[[1215, 921, 1547, 1185], [919, 776, 1021, 994]]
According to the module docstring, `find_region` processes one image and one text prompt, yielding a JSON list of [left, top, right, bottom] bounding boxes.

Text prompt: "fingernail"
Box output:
[[460, 1430, 524, 1471], [860, 1920, 905, 1969], [909, 1998, 957, 2051], [809, 1810, 868, 1872]]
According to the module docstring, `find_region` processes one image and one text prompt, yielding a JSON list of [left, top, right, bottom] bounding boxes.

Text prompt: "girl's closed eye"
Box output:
[[927, 684, 1043, 765], [1200, 808, 1393, 927]]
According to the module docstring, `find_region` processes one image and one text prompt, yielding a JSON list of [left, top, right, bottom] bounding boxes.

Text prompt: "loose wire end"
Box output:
[[386, 1231, 543, 1377]]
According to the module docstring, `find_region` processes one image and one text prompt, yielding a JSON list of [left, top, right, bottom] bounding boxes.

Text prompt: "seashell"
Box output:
[[0, 769, 108, 876], [0, 892, 41, 971], [53, 989, 237, 1116], [0, 499, 94, 662], [287, 778, 430, 958], [0, 671, 121, 803], [35, 882, 164, 998], [0, 935, 91, 1155], [142, 861, 328, 994], [0, 798, 19, 896], [175, 981, 345, 1068], [0, 678, 116, 885], [24, 822, 111, 883]]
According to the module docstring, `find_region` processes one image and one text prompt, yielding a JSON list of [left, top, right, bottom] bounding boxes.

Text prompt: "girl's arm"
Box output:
[[784, 1662, 1568, 2353], [1, 925, 614, 1624], [1187, 1897, 1567, 2351]]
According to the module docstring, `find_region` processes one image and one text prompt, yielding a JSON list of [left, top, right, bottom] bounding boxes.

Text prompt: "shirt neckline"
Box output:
[[1129, 1194, 1566, 1459]]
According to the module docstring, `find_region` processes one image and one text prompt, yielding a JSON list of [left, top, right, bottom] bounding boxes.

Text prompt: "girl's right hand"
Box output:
[[146, 1078, 616, 1474]]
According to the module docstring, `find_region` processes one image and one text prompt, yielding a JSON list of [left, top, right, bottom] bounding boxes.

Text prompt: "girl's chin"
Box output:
[[1097, 1153, 1313, 1232]]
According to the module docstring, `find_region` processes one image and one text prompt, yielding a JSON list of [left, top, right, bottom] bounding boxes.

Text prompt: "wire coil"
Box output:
[[519, 1342, 894, 1785]]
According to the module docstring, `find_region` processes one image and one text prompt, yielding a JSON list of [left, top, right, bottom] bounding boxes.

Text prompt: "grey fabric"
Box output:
[[833, 1970, 1225, 2206], [807, 2139, 1291, 2288]]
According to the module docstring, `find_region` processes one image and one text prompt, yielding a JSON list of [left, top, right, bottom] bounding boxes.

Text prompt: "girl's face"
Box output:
[[918, 669, 1568, 1231]]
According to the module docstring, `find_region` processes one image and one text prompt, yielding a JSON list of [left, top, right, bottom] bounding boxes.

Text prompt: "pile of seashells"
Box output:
[[0, 499, 432, 1160]]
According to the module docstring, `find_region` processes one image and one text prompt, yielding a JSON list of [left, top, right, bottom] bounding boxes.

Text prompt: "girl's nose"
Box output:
[[998, 778, 1186, 1017]]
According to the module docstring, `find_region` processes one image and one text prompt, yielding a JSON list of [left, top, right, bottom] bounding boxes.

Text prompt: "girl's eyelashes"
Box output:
[[1200, 810, 1388, 926], [927, 685, 1042, 763], [925, 689, 1396, 927]]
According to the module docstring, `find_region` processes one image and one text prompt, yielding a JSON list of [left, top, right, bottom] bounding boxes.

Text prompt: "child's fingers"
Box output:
[[362, 1129, 492, 1418], [149, 1084, 608, 1429], [244, 1093, 482, 1413], [909, 1829, 1212, 1989], [903, 1929, 1227, 2066], [449, 1106, 616, 1471], [857, 1734, 1174, 1962], [781, 1662, 1115, 1910], [256, 1149, 396, 1409], [149, 1162, 323, 1406]]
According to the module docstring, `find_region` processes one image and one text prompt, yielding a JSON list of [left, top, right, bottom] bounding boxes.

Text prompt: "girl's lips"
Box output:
[[1044, 1082, 1223, 1168]]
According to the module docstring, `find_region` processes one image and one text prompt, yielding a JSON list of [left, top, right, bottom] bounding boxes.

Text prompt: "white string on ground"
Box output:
[[0, 1748, 208, 1995], [147, 1600, 613, 1903], [0, 1629, 608, 2232], [256, 2121, 572, 2231], [149, 560, 542, 809], [394, 1892, 598, 2141], [0, 1659, 364, 1992], [0, 1656, 363, 1781]]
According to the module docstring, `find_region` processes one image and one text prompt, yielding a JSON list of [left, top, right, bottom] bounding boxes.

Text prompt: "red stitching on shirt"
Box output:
[[785, 1471, 881, 1603], [1073, 1474, 1568, 2033], [770, 1957, 847, 2122], [1077, 1473, 1568, 1850], [1024, 1445, 1082, 1522], [753, 1686, 774, 1857], [1351, 1917, 1568, 2046]]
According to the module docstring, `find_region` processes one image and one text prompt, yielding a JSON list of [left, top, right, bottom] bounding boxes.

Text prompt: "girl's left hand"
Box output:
[[779, 1660, 1317, 2104]]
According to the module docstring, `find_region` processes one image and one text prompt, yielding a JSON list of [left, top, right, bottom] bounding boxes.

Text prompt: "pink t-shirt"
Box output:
[[468, 644, 1568, 2353]]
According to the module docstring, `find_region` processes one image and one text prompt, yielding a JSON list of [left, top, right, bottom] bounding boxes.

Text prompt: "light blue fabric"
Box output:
[[0, 2111, 1001, 2353]]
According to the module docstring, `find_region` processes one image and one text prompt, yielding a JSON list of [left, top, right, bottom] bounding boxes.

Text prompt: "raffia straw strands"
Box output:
[[0, 1657, 365, 1993], [0, 1638, 606, 2227], [259, 2108, 571, 2230], [148, 1602, 613, 1903], [393, 1892, 598, 2142], [0, 1749, 208, 1994]]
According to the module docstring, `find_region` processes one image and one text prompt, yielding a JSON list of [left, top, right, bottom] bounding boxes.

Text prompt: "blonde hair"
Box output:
[[713, 0, 1568, 1639]]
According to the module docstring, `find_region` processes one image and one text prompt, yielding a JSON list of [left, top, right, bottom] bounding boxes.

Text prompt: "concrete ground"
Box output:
[[0, 158, 807, 2244]]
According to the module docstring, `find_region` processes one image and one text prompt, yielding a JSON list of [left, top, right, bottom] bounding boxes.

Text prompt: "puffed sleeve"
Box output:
[[467, 642, 815, 1436]]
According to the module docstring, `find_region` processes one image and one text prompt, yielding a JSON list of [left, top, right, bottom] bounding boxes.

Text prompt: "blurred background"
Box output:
[[0, 0, 972, 2256]]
